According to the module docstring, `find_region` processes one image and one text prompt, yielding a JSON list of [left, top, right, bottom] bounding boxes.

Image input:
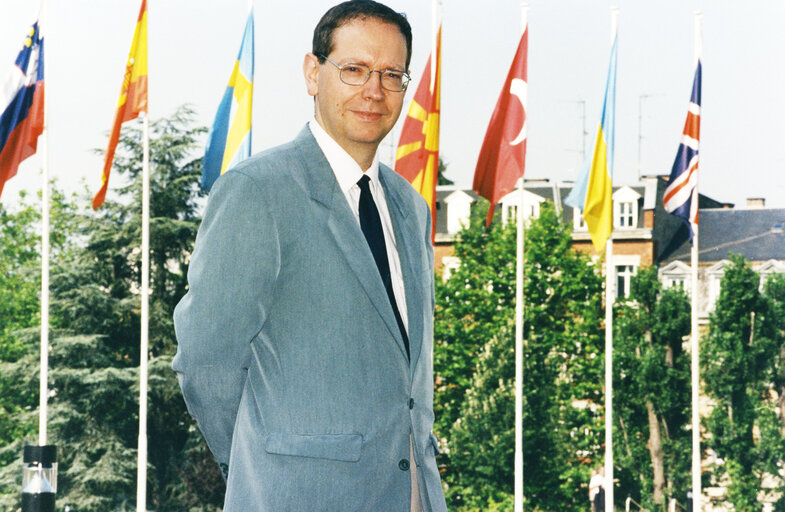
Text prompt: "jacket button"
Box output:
[[408, 398, 415, 409], [398, 459, 410, 471]]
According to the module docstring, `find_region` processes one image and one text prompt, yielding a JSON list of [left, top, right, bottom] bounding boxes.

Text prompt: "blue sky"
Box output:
[[2, 0, 784, 209]]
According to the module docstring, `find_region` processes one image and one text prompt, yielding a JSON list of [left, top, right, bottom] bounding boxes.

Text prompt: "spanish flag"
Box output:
[[93, 0, 148, 209], [395, 26, 441, 238]]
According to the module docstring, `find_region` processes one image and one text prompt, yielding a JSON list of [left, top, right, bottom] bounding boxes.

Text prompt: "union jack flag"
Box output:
[[663, 61, 702, 241]]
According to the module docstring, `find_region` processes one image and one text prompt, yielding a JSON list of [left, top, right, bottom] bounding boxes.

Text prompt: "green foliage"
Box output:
[[0, 106, 223, 511], [436, 202, 604, 511], [703, 254, 785, 510], [613, 266, 691, 509], [448, 324, 515, 509], [0, 186, 80, 462]]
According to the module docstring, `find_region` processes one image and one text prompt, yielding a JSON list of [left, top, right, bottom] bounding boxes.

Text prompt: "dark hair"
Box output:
[[313, 0, 413, 70]]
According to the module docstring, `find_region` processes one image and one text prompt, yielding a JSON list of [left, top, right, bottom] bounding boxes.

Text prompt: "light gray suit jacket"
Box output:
[[172, 126, 447, 511]]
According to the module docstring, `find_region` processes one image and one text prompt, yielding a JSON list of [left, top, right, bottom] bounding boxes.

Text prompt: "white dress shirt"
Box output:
[[309, 119, 409, 335], [309, 121, 422, 512]]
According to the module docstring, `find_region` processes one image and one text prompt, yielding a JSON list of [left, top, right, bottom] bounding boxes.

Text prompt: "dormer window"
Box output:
[[617, 201, 634, 227], [499, 189, 544, 225], [659, 261, 692, 296], [612, 186, 642, 229], [443, 190, 475, 235]]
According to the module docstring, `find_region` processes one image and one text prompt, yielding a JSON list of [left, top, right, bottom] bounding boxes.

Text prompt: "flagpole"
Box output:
[[39, 0, 50, 448], [431, 0, 439, 92], [513, 7, 528, 511], [137, 110, 151, 512], [604, 9, 618, 512], [514, 7, 528, 510], [690, 12, 702, 512]]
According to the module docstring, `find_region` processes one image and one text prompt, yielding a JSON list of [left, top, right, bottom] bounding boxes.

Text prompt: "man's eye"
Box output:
[[385, 71, 403, 80], [344, 65, 363, 73]]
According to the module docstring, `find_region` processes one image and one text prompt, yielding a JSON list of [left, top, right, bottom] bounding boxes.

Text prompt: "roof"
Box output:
[[664, 208, 785, 263]]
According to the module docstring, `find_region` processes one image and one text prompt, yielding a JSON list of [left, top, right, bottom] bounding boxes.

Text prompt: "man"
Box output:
[[172, 2, 447, 511]]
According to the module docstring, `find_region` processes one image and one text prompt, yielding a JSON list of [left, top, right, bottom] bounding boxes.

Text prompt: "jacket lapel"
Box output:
[[379, 167, 425, 372], [292, 127, 409, 360]]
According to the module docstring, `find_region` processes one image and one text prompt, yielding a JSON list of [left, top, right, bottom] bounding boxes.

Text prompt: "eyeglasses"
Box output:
[[318, 55, 410, 92]]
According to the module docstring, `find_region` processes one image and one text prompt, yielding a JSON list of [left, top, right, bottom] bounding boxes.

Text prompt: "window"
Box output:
[[668, 277, 686, 289], [611, 255, 640, 300], [616, 265, 636, 298], [757, 260, 785, 291], [659, 261, 692, 296], [573, 208, 587, 231], [441, 256, 461, 281], [499, 189, 543, 225], [617, 202, 634, 228], [443, 190, 474, 235], [612, 187, 641, 229], [707, 261, 729, 312]]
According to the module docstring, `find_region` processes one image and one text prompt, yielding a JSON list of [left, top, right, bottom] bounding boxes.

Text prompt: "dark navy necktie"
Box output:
[[357, 175, 410, 360]]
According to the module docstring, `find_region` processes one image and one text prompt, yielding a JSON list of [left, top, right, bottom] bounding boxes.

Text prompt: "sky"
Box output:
[[2, 0, 784, 210]]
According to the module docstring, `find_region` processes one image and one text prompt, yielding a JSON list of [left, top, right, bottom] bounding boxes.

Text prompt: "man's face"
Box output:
[[304, 18, 408, 163]]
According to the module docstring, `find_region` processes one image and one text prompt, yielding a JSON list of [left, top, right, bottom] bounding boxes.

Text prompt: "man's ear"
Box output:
[[303, 53, 320, 97]]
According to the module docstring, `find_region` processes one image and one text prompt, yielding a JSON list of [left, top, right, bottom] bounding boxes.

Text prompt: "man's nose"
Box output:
[[362, 71, 385, 100]]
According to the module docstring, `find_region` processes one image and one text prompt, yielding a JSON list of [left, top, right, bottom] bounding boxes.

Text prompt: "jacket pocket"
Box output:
[[264, 433, 363, 462]]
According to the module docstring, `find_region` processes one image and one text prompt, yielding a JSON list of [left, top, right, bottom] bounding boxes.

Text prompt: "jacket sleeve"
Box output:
[[172, 170, 280, 471]]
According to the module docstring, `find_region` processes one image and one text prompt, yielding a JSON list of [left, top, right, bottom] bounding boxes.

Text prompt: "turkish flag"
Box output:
[[473, 28, 528, 226]]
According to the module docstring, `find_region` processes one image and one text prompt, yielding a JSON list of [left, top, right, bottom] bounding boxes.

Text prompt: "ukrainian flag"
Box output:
[[565, 33, 617, 252], [202, 10, 254, 191]]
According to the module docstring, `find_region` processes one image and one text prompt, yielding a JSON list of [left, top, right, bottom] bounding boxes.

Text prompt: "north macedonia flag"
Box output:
[[395, 26, 441, 241]]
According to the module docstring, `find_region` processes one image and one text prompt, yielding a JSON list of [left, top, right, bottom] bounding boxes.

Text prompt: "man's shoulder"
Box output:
[[379, 165, 429, 214], [229, 139, 302, 182], [218, 125, 318, 188]]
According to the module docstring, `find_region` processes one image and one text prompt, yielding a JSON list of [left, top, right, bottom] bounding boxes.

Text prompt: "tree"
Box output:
[[0, 106, 224, 511], [0, 197, 43, 455], [0, 186, 80, 471], [702, 254, 784, 510], [613, 267, 691, 510], [436, 202, 604, 511]]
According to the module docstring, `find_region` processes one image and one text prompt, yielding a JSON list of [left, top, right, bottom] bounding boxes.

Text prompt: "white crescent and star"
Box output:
[[509, 78, 527, 146]]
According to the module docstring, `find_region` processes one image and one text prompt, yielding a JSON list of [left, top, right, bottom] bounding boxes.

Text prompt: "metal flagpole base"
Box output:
[[22, 445, 57, 512]]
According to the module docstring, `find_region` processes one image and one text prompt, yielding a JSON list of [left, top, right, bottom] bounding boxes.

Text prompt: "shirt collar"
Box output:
[[309, 118, 380, 194]]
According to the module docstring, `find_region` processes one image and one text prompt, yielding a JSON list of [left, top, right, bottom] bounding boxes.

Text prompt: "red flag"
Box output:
[[473, 28, 528, 226], [395, 26, 441, 240]]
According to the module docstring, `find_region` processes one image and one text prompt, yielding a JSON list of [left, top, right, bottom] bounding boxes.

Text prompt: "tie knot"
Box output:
[[357, 174, 372, 192]]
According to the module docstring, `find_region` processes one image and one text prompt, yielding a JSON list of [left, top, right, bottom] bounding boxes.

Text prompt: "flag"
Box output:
[[663, 61, 701, 241], [202, 11, 254, 191], [565, 33, 618, 252], [395, 26, 441, 238], [473, 28, 528, 227], [0, 17, 45, 200], [93, 0, 148, 209]]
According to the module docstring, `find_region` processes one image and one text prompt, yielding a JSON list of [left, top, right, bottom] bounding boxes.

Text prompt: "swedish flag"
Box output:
[[202, 10, 254, 191]]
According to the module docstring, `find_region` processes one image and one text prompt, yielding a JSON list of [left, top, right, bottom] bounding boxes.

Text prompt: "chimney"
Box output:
[[746, 198, 765, 209]]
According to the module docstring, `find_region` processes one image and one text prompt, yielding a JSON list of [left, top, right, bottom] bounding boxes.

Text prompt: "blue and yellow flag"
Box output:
[[202, 10, 254, 191], [565, 33, 617, 252]]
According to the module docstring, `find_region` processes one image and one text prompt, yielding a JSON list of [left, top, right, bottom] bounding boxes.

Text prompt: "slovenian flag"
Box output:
[[565, 32, 618, 252], [0, 17, 45, 200], [202, 10, 254, 192]]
